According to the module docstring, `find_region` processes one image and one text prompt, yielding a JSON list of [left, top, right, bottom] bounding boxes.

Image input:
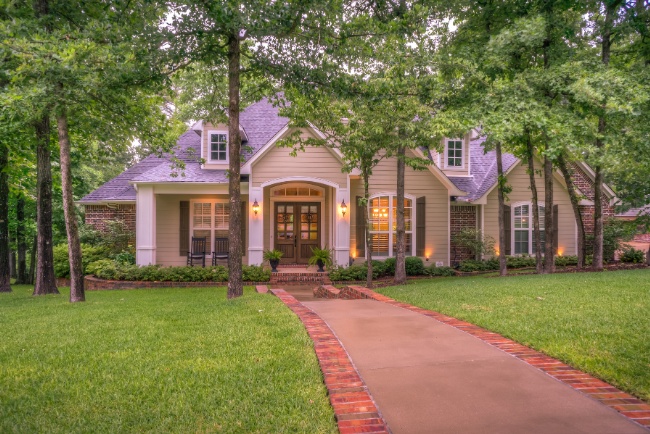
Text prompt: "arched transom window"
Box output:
[[368, 195, 414, 257], [513, 203, 545, 255]]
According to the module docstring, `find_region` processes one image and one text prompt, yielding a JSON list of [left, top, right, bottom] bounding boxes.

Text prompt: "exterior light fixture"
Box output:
[[340, 199, 347, 217], [252, 199, 260, 216]]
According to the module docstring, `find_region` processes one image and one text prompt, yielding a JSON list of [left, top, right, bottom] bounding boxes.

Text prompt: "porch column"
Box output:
[[135, 185, 156, 265], [248, 186, 264, 265], [334, 187, 351, 266]]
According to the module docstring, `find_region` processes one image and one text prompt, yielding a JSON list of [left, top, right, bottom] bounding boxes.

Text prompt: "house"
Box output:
[[80, 98, 617, 267]]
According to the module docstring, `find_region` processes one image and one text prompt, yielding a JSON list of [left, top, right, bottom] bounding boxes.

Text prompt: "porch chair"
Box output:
[[212, 237, 229, 266], [187, 237, 207, 267]]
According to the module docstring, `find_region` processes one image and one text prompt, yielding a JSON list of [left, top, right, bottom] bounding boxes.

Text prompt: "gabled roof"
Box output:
[[80, 98, 289, 203], [447, 136, 519, 202]]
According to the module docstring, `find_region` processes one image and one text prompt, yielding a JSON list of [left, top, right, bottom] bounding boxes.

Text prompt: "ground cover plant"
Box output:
[[0, 285, 336, 433], [377, 269, 650, 402]]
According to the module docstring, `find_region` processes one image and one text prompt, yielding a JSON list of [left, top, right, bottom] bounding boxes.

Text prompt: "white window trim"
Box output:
[[368, 192, 416, 258], [444, 138, 465, 170], [207, 130, 229, 164], [190, 199, 231, 256], [511, 201, 546, 256]]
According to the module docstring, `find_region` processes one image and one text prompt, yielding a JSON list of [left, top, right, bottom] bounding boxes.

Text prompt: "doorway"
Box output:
[[274, 202, 321, 263]]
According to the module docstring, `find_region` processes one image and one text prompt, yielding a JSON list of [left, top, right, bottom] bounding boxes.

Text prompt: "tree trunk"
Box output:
[[33, 115, 59, 296], [15, 193, 27, 284], [363, 171, 373, 288], [495, 142, 507, 276], [593, 1, 616, 271], [10, 247, 17, 279], [227, 34, 243, 299], [557, 155, 585, 269], [57, 108, 85, 302], [0, 143, 11, 292], [28, 235, 36, 285], [394, 144, 406, 284], [526, 134, 543, 273], [543, 150, 555, 274]]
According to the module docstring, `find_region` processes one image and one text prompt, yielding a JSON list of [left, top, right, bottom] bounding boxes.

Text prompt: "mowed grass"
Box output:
[[0, 285, 336, 434], [378, 269, 650, 402]]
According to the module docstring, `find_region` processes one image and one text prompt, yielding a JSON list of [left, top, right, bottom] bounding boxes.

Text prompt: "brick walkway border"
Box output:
[[344, 285, 650, 430], [269, 288, 390, 434]]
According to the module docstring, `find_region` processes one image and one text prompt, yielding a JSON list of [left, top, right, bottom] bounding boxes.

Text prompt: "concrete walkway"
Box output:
[[302, 299, 648, 434]]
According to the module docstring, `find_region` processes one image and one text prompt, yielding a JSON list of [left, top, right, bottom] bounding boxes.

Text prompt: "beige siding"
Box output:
[[350, 150, 450, 265], [156, 194, 249, 266], [483, 160, 576, 256], [251, 128, 347, 188]]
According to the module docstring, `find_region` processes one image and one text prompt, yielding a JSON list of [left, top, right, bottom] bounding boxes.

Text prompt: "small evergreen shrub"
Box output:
[[427, 265, 456, 277], [328, 264, 369, 281], [554, 255, 579, 267], [405, 257, 425, 275], [87, 261, 269, 282], [458, 259, 499, 272], [620, 247, 645, 263], [53, 243, 110, 278], [382, 257, 396, 275], [506, 255, 536, 269], [242, 265, 272, 282]]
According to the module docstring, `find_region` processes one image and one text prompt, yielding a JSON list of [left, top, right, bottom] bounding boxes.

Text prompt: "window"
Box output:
[[209, 132, 228, 162], [192, 201, 230, 253], [446, 140, 463, 168], [368, 195, 413, 257], [513, 203, 545, 255]]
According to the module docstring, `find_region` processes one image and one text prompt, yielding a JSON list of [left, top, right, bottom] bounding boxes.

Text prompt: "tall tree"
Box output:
[[15, 192, 27, 284], [0, 142, 11, 292]]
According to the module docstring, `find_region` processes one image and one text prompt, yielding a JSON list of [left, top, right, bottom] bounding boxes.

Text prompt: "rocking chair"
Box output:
[[212, 237, 229, 266], [187, 237, 207, 267]]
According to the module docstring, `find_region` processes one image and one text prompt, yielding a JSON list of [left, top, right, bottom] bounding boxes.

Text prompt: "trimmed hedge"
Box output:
[[53, 244, 110, 278], [87, 260, 270, 282], [328, 257, 456, 281]]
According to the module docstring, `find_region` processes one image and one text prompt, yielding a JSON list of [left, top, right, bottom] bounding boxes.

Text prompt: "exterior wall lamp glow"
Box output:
[[252, 199, 260, 216], [340, 199, 347, 217]]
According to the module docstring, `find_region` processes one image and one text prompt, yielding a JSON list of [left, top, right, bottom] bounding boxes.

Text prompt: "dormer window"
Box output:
[[446, 139, 463, 168], [209, 131, 228, 163]]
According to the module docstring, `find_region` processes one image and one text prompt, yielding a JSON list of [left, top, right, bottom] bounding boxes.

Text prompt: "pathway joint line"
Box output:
[[344, 285, 650, 431], [270, 288, 391, 434]]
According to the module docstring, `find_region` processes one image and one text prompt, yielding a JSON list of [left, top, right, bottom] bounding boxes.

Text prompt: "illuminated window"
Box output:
[[368, 195, 413, 257]]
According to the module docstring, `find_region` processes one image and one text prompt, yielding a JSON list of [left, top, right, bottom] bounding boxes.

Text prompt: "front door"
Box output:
[[275, 202, 321, 264]]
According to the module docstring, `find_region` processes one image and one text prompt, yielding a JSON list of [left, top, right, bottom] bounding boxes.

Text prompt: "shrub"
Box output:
[[86, 259, 116, 277], [53, 243, 110, 278], [554, 255, 579, 267], [620, 246, 645, 263], [113, 251, 136, 265], [427, 265, 456, 277], [506, 255, 536, 269], [328, 265, 369, 281], [585, 219, 635, 262], [452, 228, 496, 259], [242, 265, 272, 282], [457, 259, 499, 272], [382, 257, 396, 275], [405, 257, 426, 275]]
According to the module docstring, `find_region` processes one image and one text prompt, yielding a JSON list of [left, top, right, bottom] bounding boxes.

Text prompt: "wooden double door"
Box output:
[[275, 202, 321, 264]]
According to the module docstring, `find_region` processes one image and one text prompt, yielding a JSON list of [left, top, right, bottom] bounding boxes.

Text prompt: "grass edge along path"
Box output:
[[342, 283, 650, 430], [0, 285, 337, 434], [270, 288, 390, 434]]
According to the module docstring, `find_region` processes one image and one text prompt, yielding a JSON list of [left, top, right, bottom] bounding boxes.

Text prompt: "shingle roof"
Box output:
[[615, 205, 650, 218], [448, 136, 519, 202], [81, 98, 289, 203]]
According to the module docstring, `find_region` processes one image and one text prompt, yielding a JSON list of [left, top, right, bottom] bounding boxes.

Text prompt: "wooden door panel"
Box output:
[[275, 203, 296, 263]]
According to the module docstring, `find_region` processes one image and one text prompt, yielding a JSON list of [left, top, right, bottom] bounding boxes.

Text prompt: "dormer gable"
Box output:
[[431, 133, 472, 177]]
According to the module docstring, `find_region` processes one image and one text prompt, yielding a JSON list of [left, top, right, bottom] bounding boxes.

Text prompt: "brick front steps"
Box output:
[[270, 288, 390, 434], [344, 285, 650, 430], [314, 285, 375, 300], [270, 272, 331, 285]]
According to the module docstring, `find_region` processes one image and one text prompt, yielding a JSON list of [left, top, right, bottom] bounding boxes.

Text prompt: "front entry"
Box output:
[[275, 202, 321, 263]]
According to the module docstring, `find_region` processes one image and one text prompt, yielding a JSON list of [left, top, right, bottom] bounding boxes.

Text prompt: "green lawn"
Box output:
[[0, 285, 336, 433], [377, 269, 650, 402]]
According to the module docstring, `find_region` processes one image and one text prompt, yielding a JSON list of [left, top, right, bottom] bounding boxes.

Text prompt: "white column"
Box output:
[[135, 185, 156, 265], [248, 186, 264, 265], [334, 187, 351, 267]]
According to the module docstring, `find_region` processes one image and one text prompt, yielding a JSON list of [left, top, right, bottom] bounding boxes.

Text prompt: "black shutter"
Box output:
[[355, 196, 365, 258], [241, 201, 247, 257], [553, 204, 559, 255], [416, 197, 426, 256], [180, 201, 190, 256], [504, 205, 511, 256]]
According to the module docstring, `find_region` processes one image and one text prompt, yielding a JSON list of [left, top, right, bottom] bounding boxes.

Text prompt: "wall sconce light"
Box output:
[[340, 199, 347, 217], [252, 199, 259, 216]]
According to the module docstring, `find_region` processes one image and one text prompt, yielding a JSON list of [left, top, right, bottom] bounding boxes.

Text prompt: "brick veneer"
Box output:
[[344, 285, 650, 430], [56, 276, 270, 290], [569, 163, 616, 234], [450, 205, 477, 262], [270, 289, 390, 434], [84, 204, 136, 233]]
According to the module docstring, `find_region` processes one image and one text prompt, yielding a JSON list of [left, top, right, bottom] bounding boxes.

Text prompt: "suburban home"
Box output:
[[80, 97, 617, 267]]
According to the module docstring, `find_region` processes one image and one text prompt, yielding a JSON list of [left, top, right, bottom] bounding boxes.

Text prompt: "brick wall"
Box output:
[[450, 205, 477, 263], [84, 204, 136, 233], [569, 164, 616, 234]]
